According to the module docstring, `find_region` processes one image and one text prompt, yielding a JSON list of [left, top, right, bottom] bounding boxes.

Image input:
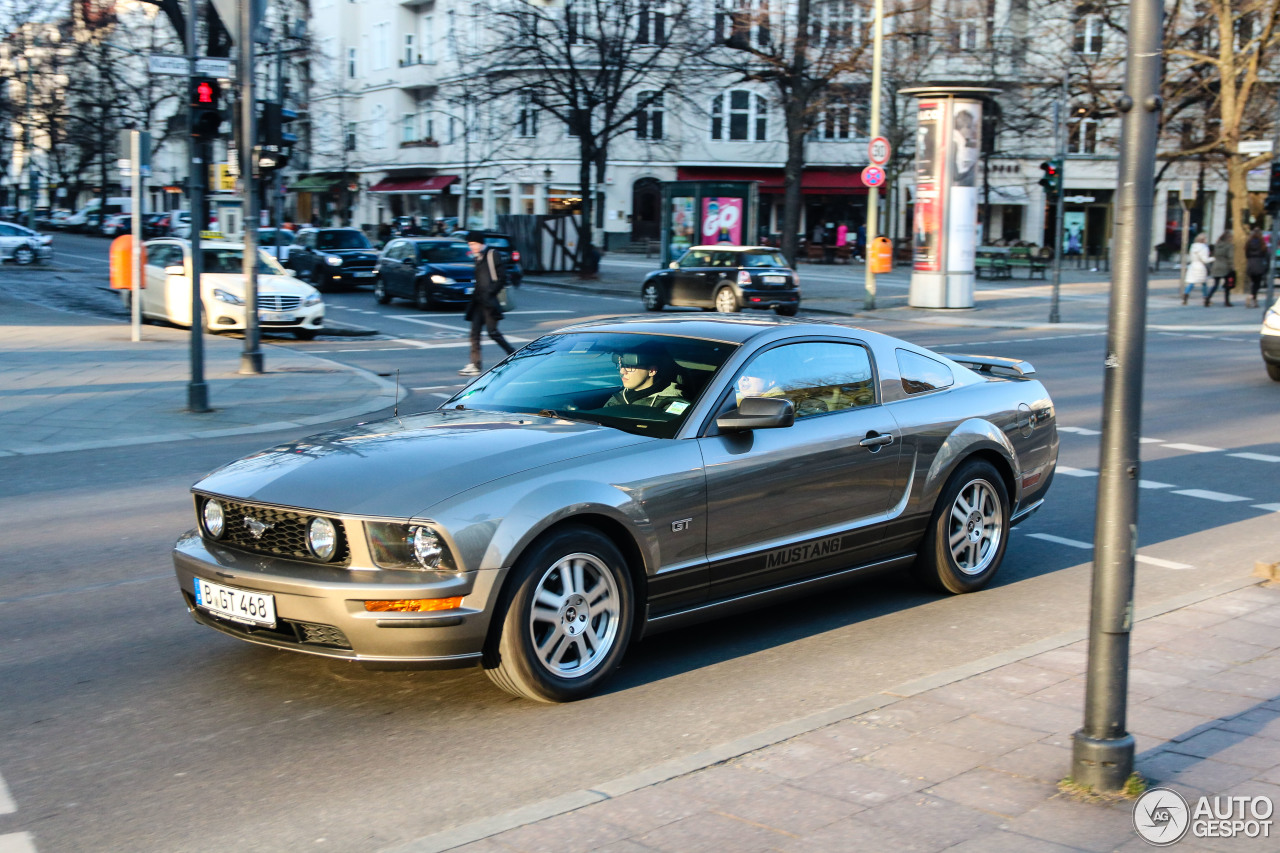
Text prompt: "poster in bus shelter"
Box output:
[[669, 196, 695, 262], [701, 197, 743, 245], [913, 101, 944, 272]]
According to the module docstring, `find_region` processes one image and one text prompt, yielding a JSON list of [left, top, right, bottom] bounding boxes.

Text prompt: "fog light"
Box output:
[[203, 499, 225, 538], [364, 597, 462, 612], [411, 526, 443, 568], [308, 516, 338, 561]]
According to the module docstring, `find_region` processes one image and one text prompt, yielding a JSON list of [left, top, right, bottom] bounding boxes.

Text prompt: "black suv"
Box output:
[[641, 245, 801, 315], [288, 227, 380, 291], [452, 230, 523, 286]]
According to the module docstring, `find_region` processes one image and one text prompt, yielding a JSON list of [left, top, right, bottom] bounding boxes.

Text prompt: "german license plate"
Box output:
[[259, 311, 294, 322], [353, 271, 374, 278], [764, 275, 786, 283], [194, 577, 276, 627]]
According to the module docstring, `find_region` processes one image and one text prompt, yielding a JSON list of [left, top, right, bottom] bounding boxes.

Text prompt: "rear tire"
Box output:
[[714, 285, 740, 313], [373, 279, 392, 305], [1267, 362, 1280, 382], [641, 282, 666, 311], [913, 459, 1009, 594], [485, 526, 634, 703]]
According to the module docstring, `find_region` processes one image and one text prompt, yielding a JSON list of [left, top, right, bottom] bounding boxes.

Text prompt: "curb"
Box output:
[[380, 573, 1264, 853]]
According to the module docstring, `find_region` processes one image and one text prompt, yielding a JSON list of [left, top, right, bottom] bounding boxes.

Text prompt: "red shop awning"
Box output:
[[675, 168, 867, 194], [368, 175, 458, 193]]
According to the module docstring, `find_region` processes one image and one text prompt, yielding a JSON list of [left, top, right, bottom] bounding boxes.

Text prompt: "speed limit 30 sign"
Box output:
[[868, 136, 891, 166]]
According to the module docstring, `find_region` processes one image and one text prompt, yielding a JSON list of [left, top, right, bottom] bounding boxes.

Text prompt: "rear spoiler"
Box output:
[[940, 354, 1036, 378]]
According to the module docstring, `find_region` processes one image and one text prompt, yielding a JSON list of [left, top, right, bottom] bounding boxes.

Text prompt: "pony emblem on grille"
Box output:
[[243, 516, 274, 539]]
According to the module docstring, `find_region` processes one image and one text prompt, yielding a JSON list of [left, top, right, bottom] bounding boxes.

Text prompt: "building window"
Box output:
[[567, 2, 593, 45], [345, 122, 356, 151], [517, 95, 538, 137], [370, 105, 387, 149], [716, 1, 770, 48], [636, 91, 664, 140], [1074, 8, 1103, 54], [811, 0, 864, 49], [402, 113, 416, 143], [422, 111, 434, 141], [637, 2, 667, 44], [347, 47, 357, 79], [947, 1, 990, 51], [403, 33, 415, 65], [421, 15, 434, 62], [811, 95, 858, 140], [566, 108, 591, 138], [372, 22, 390, 70], [1068, 117, 1098, 154], [711, 90, 767, 141]]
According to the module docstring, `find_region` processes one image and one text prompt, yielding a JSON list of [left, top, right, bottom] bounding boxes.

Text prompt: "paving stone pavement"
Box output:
[[390, 581, 1280, 853]]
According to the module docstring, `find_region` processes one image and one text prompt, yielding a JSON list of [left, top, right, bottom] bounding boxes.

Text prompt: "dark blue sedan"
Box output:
[[374, 238, 476, 310]]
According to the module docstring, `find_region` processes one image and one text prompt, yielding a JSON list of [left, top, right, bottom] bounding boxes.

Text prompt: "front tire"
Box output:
[[414, 281, 434, 311], [914, 459, 1009, 594], [485, 526, 634, 703], [373, 279, 392, 305], [714, 285, 740, 313], [14, 245, 35, 265], [1267, 362, 1280, 382], [641, 281, 666, 311]]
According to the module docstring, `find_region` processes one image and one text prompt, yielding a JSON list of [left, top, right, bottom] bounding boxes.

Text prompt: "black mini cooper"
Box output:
[[642, 245, 801, 316]]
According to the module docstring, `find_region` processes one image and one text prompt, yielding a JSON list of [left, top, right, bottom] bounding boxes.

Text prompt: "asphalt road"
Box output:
[[1, 233, 1276, 851]]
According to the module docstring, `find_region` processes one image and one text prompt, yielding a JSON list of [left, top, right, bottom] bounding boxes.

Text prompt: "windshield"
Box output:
[[201, 248, 288, 276], [741, 251, 788, 268], [316, 230, 371, 250], [445, 332, 737, 439], [418, 241, 472, 263], [259, 229, 295, 245]]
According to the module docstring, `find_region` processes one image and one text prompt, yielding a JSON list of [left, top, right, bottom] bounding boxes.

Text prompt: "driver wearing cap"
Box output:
[[605, 344, 690, 412]]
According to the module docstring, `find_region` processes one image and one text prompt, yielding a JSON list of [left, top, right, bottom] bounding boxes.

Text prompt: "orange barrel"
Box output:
[[869, 235, 894, 274], [109, 235, 147, 289]]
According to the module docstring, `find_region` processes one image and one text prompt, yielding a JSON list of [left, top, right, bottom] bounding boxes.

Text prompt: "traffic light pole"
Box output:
[[239, 0, 262, 375], [186, 0, 209, 412], [862, 0, 884, 311], [1267, 99, 1280, 313]]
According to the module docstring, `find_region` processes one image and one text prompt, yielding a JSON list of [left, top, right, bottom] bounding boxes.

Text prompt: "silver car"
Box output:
[[173, 316, 1058, 702], [0, 220, 53, 265]]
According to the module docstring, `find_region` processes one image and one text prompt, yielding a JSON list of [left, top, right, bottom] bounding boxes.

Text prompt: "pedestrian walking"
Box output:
[[1181, 232, 1211, 305], [1206, 230, 1235, 306], [1245, 227, 1269, 308], [459, 232, 515, 376]]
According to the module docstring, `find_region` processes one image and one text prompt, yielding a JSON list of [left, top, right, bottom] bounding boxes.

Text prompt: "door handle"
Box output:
[[859, 432, 894, 449]]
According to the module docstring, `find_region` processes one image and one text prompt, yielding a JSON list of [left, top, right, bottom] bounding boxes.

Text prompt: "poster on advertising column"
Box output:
[[913, 102, 944, 272], [947, 99, 982, 273], [701, 197, 743, 245]]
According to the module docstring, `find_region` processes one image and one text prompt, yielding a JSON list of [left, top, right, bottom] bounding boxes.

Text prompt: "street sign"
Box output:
[[148, 54, 189, 76], [868, 136, 891, 166], [194, 57, 233, 78], [1238, 139, 1274, 155], [1062, 195, 1096, 203], [861, 165, 886, 188]]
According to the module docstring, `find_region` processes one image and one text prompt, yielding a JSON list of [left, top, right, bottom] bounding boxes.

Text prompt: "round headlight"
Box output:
[[202, 499, 225, 539], [411, 526, 442, 569], [308, 517, 338, 561]]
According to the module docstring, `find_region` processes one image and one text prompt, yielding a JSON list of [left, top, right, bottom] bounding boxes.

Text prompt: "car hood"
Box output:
[[193, 410, 650, 517], [199, 273, 316, 298], [321, 248, 378, 262], [424, 262, 474, 280]]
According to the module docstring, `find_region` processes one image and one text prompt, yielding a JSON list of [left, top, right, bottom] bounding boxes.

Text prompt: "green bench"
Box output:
[[975, 252, 1011, 279], [1007, 247, 1048, 279]]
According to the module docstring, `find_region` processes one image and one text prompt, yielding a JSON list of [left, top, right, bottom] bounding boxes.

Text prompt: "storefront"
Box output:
[[675, 167, 869, 243], [367, 175, 458, 226]]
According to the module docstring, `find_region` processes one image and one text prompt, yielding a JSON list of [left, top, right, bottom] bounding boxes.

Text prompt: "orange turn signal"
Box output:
[[364, 597, 463, 613]]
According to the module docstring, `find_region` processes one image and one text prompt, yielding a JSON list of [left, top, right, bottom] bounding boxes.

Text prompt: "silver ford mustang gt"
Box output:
[[173, 315, 1058, 702]]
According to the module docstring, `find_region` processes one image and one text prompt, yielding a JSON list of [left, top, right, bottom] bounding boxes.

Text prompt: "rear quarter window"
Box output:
[[896, 349, 954, 395]]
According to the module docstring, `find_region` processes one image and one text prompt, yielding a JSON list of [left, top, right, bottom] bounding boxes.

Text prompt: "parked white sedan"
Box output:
[[131, 239, 325, 339]]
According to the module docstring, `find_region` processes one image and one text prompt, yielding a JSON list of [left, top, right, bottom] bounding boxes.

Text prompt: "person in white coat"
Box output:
[[1182, 232, 1212, 305]]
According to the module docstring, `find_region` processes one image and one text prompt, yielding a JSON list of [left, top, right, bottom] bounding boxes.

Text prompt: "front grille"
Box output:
[[297, 622, 352, 648], [259, 295, 303, 311], [186, 593, 354, 650], [204, 497, 350, 564]]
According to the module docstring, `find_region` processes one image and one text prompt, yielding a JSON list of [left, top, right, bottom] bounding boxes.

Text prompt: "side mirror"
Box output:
[[163, 265, 185, 276], [668, 261, 679, 269], [716, 396, 795, 431]]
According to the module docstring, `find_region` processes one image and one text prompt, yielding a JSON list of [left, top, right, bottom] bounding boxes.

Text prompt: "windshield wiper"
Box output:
[[538, 408, 601, 426]]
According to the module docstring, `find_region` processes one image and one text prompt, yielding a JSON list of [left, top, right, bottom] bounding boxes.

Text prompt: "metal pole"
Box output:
[[863, 0, 884, 311], [1178, 181, 1192, 293], [130, 130, 143, 342], [239, 0, 262, 374], [1070, 0, 1162, 793], [25, 47, 37, 233], [187, 0, 209, 412], [1267, 99, 1280, 313], [1049, 77, 1066, 324]]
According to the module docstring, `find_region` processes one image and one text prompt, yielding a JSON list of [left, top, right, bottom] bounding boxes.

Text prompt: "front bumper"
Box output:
[[1262, 330, 1280, 366], [208, 302, 325, 332], [172, 531, 504, 668]]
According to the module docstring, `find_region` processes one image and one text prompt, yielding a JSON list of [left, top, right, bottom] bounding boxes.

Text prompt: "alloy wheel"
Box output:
[[526, 552, 621, 679], [947, 479, 1004, 576]]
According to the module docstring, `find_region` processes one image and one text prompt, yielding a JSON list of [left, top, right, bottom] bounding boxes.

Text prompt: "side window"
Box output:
[[149, 245, 175, 268], [896, 349, 955, 395], [299, 232, 314, 249], [711, 251, 738, 267], [733, 341, 876, 418], [682, 250, 713, 267], [384, 241, 403, 261], [0, 224, 16, 236]]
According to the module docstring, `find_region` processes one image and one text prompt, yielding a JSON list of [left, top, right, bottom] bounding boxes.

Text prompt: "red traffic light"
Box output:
[[196, 81, 214, 104]]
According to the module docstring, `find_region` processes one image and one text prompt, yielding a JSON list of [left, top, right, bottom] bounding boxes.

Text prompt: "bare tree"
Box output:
[[473, 0, 700, 274]]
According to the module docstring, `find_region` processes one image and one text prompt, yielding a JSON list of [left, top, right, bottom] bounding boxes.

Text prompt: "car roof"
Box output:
[[686, 245, 779, 252], [547, 314, 858, 345]]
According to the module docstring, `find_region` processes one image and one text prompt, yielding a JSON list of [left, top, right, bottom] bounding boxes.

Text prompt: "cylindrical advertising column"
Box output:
[[901, 87, 998, 308]]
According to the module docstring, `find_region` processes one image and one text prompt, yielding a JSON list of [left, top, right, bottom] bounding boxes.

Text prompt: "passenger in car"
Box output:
[[735, 372, 782, 405], [605, 345, 690, 412]]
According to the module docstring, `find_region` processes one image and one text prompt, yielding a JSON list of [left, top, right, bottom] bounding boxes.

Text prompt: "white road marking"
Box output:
[[1139, 480, 1175, 489], [430, 392, 452, 398], [1138, 437, 1165, 444], [1135, 555, 1195, 570], [1252, 504, 1280, 513], [0, 772, 14, 814], [1230, 452, 1280, 463], [1171, 489, 1251, 503], [384, 316, 470, 331], [1057, 427, 1101, 435], [1160, 443, 1223, 453], [410, 385, 463, 391], [0, 833, 37, 853], [1055, 466, 1098, 477], [503, 310, 573, 315], [1027, 533, 1093, 549]]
